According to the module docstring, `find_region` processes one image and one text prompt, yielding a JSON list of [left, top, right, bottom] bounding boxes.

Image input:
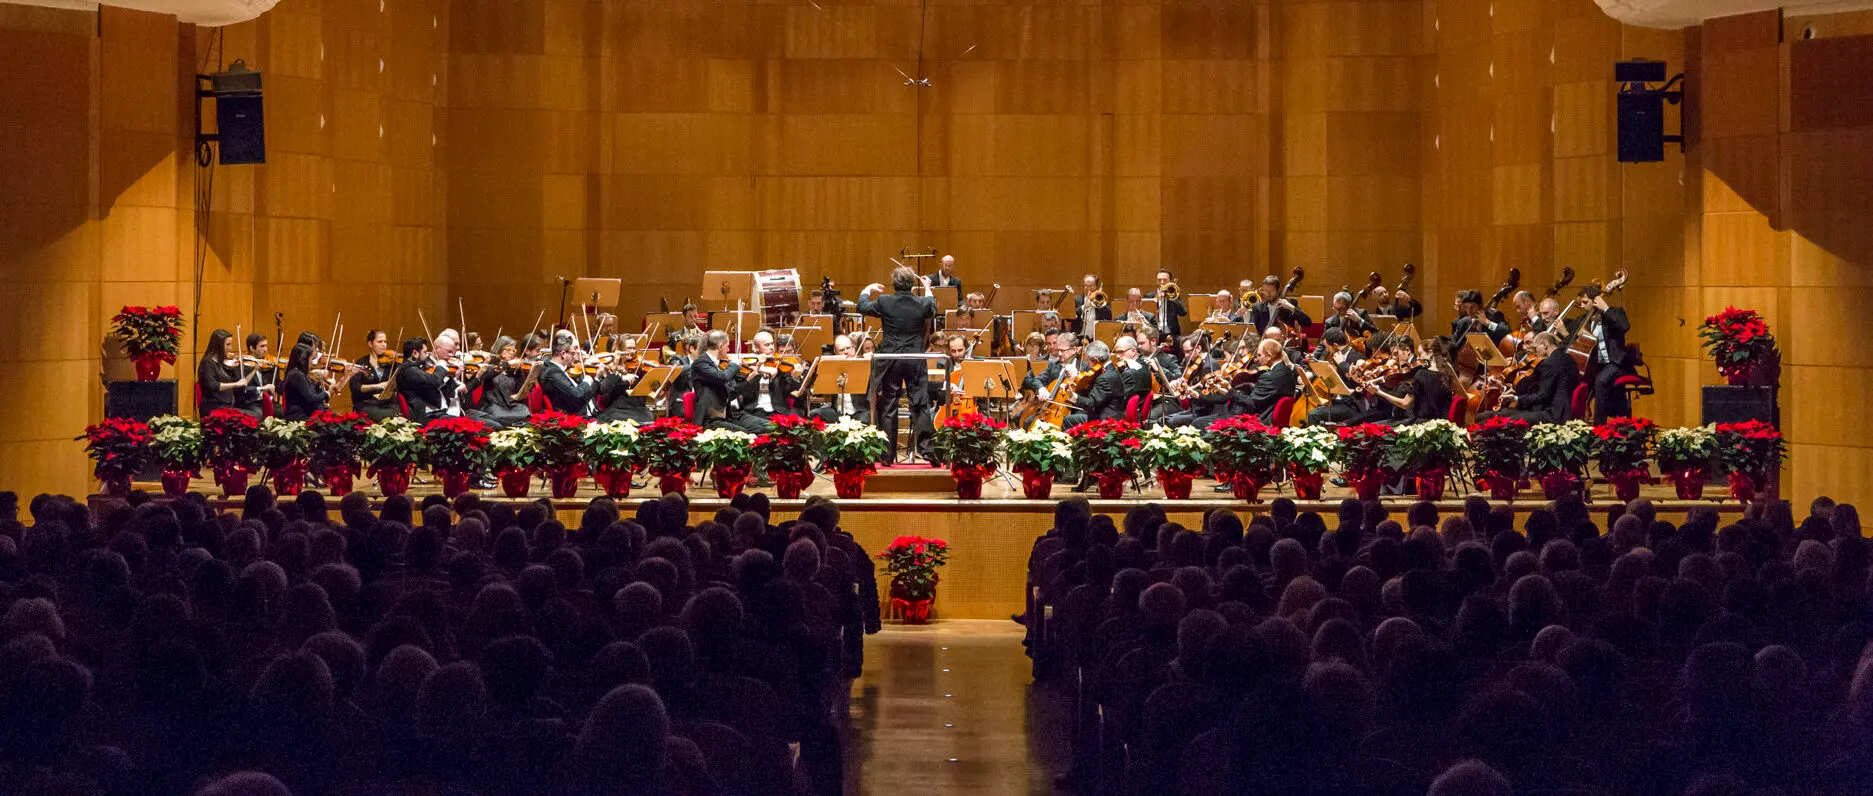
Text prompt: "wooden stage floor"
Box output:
[[135, 470, 1743, 621]]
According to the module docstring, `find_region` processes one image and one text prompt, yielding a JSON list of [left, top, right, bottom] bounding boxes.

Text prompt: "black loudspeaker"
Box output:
[[216, 92, 266, 165], [1700, 385, 1778, 426], [1617, 92, 1665, 163], [106, 380, 179, 422]]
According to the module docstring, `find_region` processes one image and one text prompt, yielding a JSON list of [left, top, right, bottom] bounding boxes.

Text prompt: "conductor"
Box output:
[[859, 266, 940, 462]]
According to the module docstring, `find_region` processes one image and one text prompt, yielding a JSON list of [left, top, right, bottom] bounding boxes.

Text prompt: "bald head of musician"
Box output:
[[1526, 331, 1561, 357], [1538, 297, 1562, 326], [702, 329, 729, 358], [1113, 335, 1139, 365], [1083, 340, 1111, 364], [1262, 325, 1287, 345], [938, 254, 957, 279], [435, 328, 461, 359], [834, 335, 856, 357], [1512, 290, 1536, 321], [1255, 338, 1284, 366], [1213, 289, 1236, 313], [750, 329, 776, 356]]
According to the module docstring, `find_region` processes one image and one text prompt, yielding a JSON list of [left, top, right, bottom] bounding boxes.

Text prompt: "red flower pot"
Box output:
[[950, 465, 994, 499], [100, 473, 132, 497], [893, 597, 933, 625], [500, 470, 534, 498], [1018, 470, 1054, 499], [832, 467, 869, 499], [1480, 472, 1519, 502], [1414, 467, 1448, 500], [216, 466, 250, 498], [593, 469, 633, 499], [1670, 468, 1706, 500], [1540, 471, 1580, 500], [1291, 471, 1324, 500], [1728, 472, 1767, 503], [437, 469, 471, 499], [1158, 469, 1195, 500], [133, 353, 165, 382], [374, 465, 412, 497], [1096, 471, 1128, 499], [272, 461, 307, 496], [1607, 470, 1645, 502], [321, 467, 355, 497], [160, 468, 196, 498], [1229, 474, 1265, 502], [714, 464, 751, 498], [1347, 470, 1384, 501], [550, 468, 582, 499], [773, 469, 813, 499], [657, 471, 690, 495]]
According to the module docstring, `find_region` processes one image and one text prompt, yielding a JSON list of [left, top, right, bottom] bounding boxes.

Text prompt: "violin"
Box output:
[[736, 355, 802, 376], [226, 354, 284, 371]]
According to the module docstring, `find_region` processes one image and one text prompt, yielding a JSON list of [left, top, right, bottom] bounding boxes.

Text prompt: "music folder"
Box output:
[[960, 360, 1021, 399], [574, 278, 622, 309], [1465, 333, 1510, 368], [1307, 360, 1353, 396], [810, 357, 871, 396], [629, 366, 681, 397]]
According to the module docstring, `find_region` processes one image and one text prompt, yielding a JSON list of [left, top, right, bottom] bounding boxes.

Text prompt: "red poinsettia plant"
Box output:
[[1592, 416, 1656, 478], [532, 410, 590, 476], [1203, 415, 1283, 483], [933, 412, 1006, 472], [421, 417, 492, 473], [200, 408, 263, 474], [1468, 415, 1530, 479], [111, 304, 185, 363], [878, 536, 950, 601], [1067, 419, 1142, 478], [753, 414, 825, 473], [79, 417, 153, 483], [639, 417, 705, 476], [306, 411, 371, 476], [1714, 420, 1786, 480], [1336, 423, 1396, 476], [1699, 306, 1777, 381]]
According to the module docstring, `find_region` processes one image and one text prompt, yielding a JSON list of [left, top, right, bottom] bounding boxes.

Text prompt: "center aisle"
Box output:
[[844, 622, 1069, 796]]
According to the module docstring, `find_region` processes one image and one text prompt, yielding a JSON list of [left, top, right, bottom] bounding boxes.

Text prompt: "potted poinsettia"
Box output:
[[1336, 423, 1395, 501], [1205, 416, 1283, 501], [878, 535, 950, 624], [933, 412, 1006, 499], [1138, 425, 1210, 500], [1593, 417, 1656, 502], [148, 415, 205, 497], [361, 416, 425, 496], [1278, 426, 1339, 500], [823, 418, 891, 498], [488, 427, 540, 498], [201, 408, 263, 497], [1714, 420, 1785, 503], [1468, 416, 1530, 500], [258, 418, 311, 496], [1069, 419, 1143, 499], [1003, 423, 1073, 499], [1699, 306, 1778, 386], [582, 420, 643, 498], [111, 304, 184, 381], [1656, 425, 1717, 500], [696, 428, 758, 498], [78, 417, 152, 496], [422, 417, 491, 498], [306, 410, 369, 496], [640, 418, 705, 495], [1389, 420, 1469, 500], [754, 414, 824, 499], [533, 410, 590, 498], [1527, 421, 1595, 499]]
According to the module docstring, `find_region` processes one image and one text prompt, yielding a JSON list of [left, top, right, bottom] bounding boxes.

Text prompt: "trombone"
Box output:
[[1159, 282, 1181, 302], [1089, 289, 1109, 309]]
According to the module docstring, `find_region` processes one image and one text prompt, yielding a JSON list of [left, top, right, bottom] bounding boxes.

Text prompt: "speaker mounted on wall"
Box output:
[[1614, 59, 1684, 164], [195, 59, 266, 165]]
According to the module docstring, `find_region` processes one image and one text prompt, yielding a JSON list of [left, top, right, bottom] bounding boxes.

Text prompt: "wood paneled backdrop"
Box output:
[[1, 0, 1869, 509]]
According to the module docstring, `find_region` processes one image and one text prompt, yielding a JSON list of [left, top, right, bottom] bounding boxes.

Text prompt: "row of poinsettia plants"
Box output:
[[81, 409, 1784, 504]]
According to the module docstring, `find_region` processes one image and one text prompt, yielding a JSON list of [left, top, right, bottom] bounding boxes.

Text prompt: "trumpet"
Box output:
[[1089, 289, 1109, 309], [1159, 282, 1181, 302]]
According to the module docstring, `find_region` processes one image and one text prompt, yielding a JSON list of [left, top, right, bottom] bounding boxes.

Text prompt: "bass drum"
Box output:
[[756, 269, 803, 326]]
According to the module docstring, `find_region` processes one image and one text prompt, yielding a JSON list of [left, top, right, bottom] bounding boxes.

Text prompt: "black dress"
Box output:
[[476, 366, 533, 427], [280, 369, 329, 422], [197, 356, 239, 414], [595, 373, 654, 423], [350, 360, 401, 422]]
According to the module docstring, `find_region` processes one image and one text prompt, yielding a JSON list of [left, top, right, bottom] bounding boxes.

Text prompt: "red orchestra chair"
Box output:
[[469, 383, 484, 408], [397, 394, 413, 420], [193, 383, 204, 416], [1124, 393, 1152, 423], [1448, 395, 1467, 425], [1270, 396, 1296, 429], [261, 392, 275, 419], [681, 393, 697, 422], [1569, 383, 1592, 422], [1614, 343, 1655, 409], [526, 384, 547, 415]]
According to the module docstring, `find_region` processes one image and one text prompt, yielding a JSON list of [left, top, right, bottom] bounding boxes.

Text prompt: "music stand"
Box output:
[[1190, 294, 1215, 321], [1465, 333, 1510, 369], [919, 285, 961, 313], [708, 311, 763, 343], [702, 271, 756, 312], [642, 312, 686, 336], [1390, 321, 1422, 350], [1307, 361, 1353, 396], [1294, 294, 1325, 324], [1010, 311, 1058, 342], [960, 360, 1021, 400], [787, 326, 830, 357], [630, 366, 682, 399], [1137, 297, 1160, 314], [1000, 357, 1050, 379], [795, 314, 834, 334]]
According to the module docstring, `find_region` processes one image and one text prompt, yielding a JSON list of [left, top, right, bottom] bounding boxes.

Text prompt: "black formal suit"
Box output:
[[1324, 309, 1379, 338], [1306, 347, 1375, 426], [662, 352, 693, 417], [1450, 315, 1512, 359], [726, 366, 799, 431], [1586, 306, 1635, 422], [857, 288, 938, 459], [1235, 359, 1297, 426], [1145, 292, 1186, 337], [1075, 295, 1113, 333], [1484, 352, 1579, 425], [396, 362, 454, 420], [687, 353, 741, 424], [1022, 358, 1064, 396], [1246, 302, 1313, 334], [927, 271, 962, 291], [536, 360, 597, 417], [595, 372, 655, 424], [1064, 363, 1128, 428]]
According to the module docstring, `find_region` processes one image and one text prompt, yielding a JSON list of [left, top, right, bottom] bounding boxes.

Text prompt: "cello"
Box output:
[[1562, 269, 1628, 373], [1275, 267, 1308, 345], [1343, 271, 1383, 352]]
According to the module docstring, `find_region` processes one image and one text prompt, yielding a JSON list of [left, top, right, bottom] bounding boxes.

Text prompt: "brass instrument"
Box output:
[[1160, 282, 1181, 302], [1089, 289, 1109, 309]]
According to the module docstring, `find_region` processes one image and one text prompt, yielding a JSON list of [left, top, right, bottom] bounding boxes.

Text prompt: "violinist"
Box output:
[[197, 329, 266, 416], [722, 329, 797, 432], [591, 313, 620, 353], [810, 334, 870, 424], [396, 337, 460, 420], [1238, 338, 1299, 426], [538, 330, 606, 417], [1576, 286, 1635, 423], [235, 334, 276, 416], [662, 330, 698, 417], [474, 335, 534, 428], [281, 343, 360, 422], [1478, 332, 1578, 424], [350, 329, 401, 422], [1147, 330, 1207, 423], [429, 329, 474, 415], [1304, 328, 1373, 426], [1163, 336, 1249, 428], [1366, 336, 1458, 426], [1062, 340, 1126, 430], [594, 335, 655, 424], [1262, 326, 1307, 366], [1368, 285, 1422, 321], [464, 332, 483, 354], [1145, 269, 1186, 337], [687, 329, 743, 427], [1245, 275, 1313, 333]]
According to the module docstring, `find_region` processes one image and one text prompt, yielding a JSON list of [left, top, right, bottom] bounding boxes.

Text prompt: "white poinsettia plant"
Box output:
[[362, 416, 425, 471], [581, 420, 643, 473], [1137, 425, 1211, 474], [258, 417, 311, 467], [822, 418, 890, 470], [1279, 425, 1340, 475], [148, 415, 205, 470], [1526, 420, 1595, 475], [488, 426, 540, 474], [1003, 423, 1074, 477], [695, 427, 758, 468], [1388, 419, 1470, 471], [1655, 424, 1717, 472]]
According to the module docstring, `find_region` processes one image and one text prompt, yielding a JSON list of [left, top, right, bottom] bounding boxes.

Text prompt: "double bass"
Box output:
[[1275, 267, 1307, 344], [1343, 271, 1383, 352], [1561, 269, 1628, 373]]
